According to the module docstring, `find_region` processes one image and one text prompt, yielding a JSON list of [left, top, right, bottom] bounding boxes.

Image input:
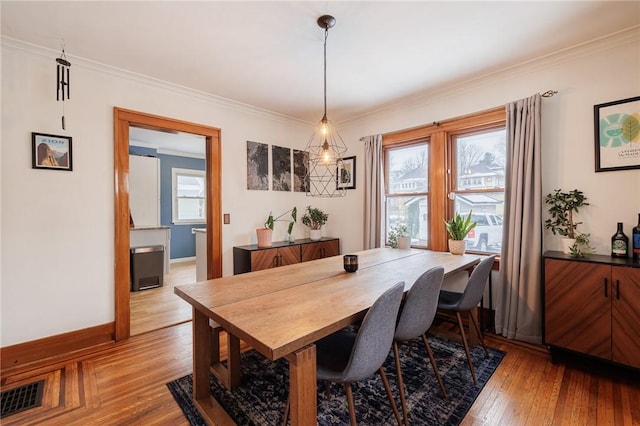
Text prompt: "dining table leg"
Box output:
[[192, 307, 235, 425], [285, 344, 317, 426]]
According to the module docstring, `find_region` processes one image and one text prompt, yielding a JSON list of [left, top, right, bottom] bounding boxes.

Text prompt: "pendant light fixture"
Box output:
[[304, 15, 348, 197]]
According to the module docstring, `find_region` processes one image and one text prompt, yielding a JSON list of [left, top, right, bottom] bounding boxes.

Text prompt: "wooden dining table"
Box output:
[[174, 247, 483, 426]]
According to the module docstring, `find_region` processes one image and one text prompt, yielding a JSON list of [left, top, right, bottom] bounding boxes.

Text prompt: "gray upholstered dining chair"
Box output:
[[437, 255, 496, 385], [285, 281, 405, 426], [392, 266, 446, 426]]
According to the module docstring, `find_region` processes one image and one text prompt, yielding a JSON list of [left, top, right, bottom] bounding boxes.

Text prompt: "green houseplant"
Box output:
[[444, 211, 477, 255], [544, 189, 590, 254], [301, 206, 328, 241], [388, 224, 410, 249], [257, 207, 297, 247]]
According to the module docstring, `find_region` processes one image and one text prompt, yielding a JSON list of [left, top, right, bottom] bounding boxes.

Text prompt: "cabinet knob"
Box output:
[[616, 280, 620, 300], [604, 278, 608, 298]]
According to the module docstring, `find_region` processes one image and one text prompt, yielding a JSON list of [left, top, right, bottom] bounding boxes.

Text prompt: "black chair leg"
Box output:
[[456, 311, 478, 385], [421, 334, 448, 399], [378, 367, 403, 426], [392, 342, 408, 426]]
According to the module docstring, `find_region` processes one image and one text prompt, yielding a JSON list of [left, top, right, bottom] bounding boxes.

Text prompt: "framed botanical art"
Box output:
[[32, 132, 73, 171], [594, 95, 640, 172], [337, 156, 356, 190]]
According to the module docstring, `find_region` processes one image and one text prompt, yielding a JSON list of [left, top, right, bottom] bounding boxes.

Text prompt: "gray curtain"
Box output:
[[495, 93, 542, 344], [363, 135, 384, 249]]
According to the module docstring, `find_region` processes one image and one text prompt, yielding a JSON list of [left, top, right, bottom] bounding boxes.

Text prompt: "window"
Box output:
[[172, 168, 206, 224], [382, 107, 506, 254], [451, 129, 506, 254], [385, 142, 429, 248]]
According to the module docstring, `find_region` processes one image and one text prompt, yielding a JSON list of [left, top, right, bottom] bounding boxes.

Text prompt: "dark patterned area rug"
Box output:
[[167, 335, 505, 426]]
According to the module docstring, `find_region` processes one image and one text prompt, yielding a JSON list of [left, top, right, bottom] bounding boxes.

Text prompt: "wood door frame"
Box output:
[[114, 107, 222, 341]]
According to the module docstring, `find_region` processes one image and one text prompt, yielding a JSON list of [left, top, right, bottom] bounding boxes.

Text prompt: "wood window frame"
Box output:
[[382, 107, 505, 253]]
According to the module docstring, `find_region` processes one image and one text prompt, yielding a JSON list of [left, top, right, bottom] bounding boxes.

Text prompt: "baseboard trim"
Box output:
[[1, 322, 115, 373]]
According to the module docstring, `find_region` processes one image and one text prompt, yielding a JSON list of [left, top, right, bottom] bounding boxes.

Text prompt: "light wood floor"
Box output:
[[2, 321, 639, 425], [130, 260, 195, 336]]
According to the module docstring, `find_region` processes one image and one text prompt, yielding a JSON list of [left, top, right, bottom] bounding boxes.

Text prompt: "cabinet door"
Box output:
[[612, 267, 640, 369], [251, 248, 280, 271], [278, 246, 301, 267], [545, 259, 611, 359], [301, 240, 340, 262]]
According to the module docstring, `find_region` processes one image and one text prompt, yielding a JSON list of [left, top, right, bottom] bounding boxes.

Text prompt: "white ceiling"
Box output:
[[2, 1, 639, 124]]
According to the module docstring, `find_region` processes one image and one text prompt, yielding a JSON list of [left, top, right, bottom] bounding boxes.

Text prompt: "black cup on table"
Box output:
[[343, 254, 358, 272]]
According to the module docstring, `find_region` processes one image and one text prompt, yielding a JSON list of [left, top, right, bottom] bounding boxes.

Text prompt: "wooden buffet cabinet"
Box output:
[[233, 238, 340, 274], [544, 251, 640, 369]]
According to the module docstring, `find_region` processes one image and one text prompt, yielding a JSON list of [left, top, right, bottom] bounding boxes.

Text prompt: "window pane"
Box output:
[[178, 198, 205, 221], [387, 146, 428, 194], [177, 175, 205, 197], [455, 192, 504, 254], [456, 130, 505, 191], [386, 195, 428, 247]]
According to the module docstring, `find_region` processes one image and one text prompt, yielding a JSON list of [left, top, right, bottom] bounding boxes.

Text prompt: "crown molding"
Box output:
[[1, 36, 313, 127]]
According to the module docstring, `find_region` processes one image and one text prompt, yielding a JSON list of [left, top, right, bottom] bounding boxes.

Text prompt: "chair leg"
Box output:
[[421, 334, 448, 399], [468, 310, 489, 357], [379, 367, 403, 426], [344, 383, 358, 426], [456, 312, 478, 385], [325, 381, 332, 400], [392, 342, 408, 426]]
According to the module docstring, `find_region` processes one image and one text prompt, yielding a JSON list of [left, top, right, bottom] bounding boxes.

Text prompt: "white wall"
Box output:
[[2, 28, 639, 347], [1, 39, 315, 346], [335, 28, 640, 256]]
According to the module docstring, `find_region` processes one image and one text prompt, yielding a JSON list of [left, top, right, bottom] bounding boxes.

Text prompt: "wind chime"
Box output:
[[56, 47, 71, 130]]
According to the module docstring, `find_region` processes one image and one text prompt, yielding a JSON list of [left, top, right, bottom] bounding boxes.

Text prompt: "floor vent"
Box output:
[[1, 380, 44, 418]]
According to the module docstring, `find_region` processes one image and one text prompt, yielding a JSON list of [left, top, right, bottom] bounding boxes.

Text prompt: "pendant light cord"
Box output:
[[323, 27, 328, 119]]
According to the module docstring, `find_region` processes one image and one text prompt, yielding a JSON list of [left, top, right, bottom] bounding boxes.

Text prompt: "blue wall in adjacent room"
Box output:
[[129, 146, 205, 260]]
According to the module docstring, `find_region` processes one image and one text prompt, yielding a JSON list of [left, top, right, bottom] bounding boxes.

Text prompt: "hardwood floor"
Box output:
[[130, 260, 195, 336], [2, 321, 639, 425]]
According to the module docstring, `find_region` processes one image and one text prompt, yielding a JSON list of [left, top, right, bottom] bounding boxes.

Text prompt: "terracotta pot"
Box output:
[[309, 229, 322, 241], [448, 239, 466, 255], [256, 228, 273, 247]]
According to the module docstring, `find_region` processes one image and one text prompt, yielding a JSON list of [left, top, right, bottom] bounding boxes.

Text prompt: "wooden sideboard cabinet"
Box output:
[[301, 239, 340, 262], [233, 238, 340, 274], [544, 251, 640, 369]]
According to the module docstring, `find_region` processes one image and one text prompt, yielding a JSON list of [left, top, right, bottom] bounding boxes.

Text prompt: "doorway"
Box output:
[[114, 107, 222, 341]]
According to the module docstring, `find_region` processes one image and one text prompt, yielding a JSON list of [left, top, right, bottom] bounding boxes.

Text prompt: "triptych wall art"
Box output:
[[246, 141, 309, 192]]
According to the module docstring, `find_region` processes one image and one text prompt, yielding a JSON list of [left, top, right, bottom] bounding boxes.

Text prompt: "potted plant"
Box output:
[[257, 207, 297, 247], [544, 189, 589, 254], [388, 224, 411, 250], [568, 233, 594, 258], [444, 211, 477, 255], [301, 206, 328, 241]]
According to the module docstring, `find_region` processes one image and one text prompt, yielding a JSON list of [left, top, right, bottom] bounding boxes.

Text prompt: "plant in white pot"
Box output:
[[301, 206, 328, 241], [257, 207, 297, 247], [544, 189, 590, 255], [388, 224, 411, 250], [444, 211, 476, 255]]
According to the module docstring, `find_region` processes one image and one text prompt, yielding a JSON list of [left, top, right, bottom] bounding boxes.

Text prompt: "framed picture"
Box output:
[[32, 132, 73, 171], [594, 96, 640, 172], [337, 156, 356, 190]]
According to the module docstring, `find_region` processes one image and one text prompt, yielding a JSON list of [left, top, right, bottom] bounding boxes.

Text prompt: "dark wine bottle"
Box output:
[[611, 222, 628, 258], [633, 214, 640, 261]]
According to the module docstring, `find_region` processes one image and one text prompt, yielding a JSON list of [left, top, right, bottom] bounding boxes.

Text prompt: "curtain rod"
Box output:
[[359, 91, 557, 141]]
